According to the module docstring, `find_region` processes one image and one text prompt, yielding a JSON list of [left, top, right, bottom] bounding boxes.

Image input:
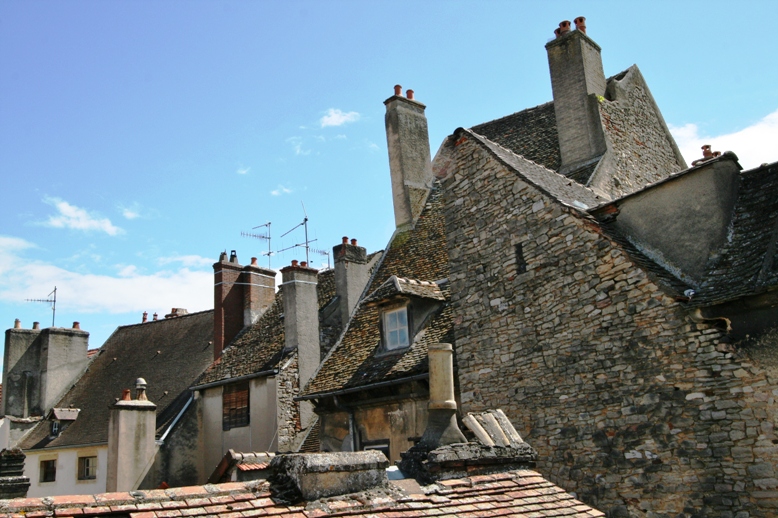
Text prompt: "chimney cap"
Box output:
[[393, 84, 402, 96]]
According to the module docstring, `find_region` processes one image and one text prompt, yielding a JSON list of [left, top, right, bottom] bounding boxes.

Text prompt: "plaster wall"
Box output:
[[24, 446, 108, 497], [443, 136, 778, 517]]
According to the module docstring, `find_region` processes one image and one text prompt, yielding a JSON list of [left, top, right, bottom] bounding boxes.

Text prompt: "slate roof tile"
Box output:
[[19, 311, 214, 451], [300, 185, 450, 397]]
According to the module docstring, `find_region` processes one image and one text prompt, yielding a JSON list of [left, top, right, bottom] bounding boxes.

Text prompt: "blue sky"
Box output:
[[2, 1, 777, 350]]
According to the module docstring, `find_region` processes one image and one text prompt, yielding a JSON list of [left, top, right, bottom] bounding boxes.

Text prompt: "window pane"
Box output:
[[397, 310, 407, 327], [387, 311, 397, 328], [78, 456, 97, 480], [40, 460, 56, 483], [398, 328, 409, 346], [223, 382, 250, 430]]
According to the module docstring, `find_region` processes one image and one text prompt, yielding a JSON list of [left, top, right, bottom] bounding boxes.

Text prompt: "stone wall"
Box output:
[[443, 135, 778, 517], [276, 353, 302, 452], [592, 66, 686, 199]]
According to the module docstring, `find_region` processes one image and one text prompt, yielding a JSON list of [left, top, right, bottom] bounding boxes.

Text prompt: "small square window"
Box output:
[[223, 382, 250, 430], [78, 456, 97, 480], [50, 421, 60, 436], [383, 307, 409, 350], [40, 459, 56, 483]]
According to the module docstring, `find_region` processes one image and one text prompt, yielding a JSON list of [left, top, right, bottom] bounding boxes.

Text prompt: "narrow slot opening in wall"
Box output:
[[515, 243, 527, 274]]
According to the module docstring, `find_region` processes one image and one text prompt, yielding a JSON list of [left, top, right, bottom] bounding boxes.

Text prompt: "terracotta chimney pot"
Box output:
[[559, 20, 571, 35], [291, 260, 299, 267], [342, 236, 349, 244], [394, 84, 402, 96], [33, 322, 40, 330], [121, 389, 132, 401], [142, 311, 148, 323], [574, 16, 586, 34], [153, 313, 158, 321], [406, 89, 414, 100], [251, 257, 258, 266], [13, 319, 21, 329], [350, 238, 357, 246], [300, 261, 308, 267], [554, 27, 562, 38], [73, 322, 80, 330]]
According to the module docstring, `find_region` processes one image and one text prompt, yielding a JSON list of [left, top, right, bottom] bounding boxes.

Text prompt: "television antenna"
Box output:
[[241, 221, 273, 268], [27, 286, 57, 327], [275, 203, 331, 268]]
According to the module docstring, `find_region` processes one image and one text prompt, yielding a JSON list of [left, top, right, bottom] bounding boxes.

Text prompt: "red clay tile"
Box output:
[[54, 508, 84, 516], [129, 513, 158, 518]]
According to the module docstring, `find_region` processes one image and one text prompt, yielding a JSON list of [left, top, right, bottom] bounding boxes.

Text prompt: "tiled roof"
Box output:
[[363, 276, 445, 304], [690, 161, 778, 306], [463, 128, 603, 211], [471, 101, 561, 172], [0, 469, 603, 517], [196, 269, 339, 387], [19, 311, 214, 450], [301, 185, 451, 397]]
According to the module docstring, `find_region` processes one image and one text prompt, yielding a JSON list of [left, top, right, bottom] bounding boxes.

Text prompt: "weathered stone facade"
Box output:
[[276, 353, 303, 452], [443, 135, 778, 517]]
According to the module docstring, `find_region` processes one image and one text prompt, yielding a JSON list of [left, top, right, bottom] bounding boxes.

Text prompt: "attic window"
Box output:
[[383, 307, 410, 350], [223, 382, 250, 431], [515, 243, 527, 274], [50, 421, 60, 437]]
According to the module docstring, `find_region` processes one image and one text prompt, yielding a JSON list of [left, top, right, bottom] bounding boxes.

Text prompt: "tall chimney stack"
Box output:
[[384, 85, 433, 230], [545, 18, 607, 176], [333, 237, 369, 327], [213, 250, 243, 360], [418, 343, 466, 449], [242, 257, 276, 327], [280, 261, 320, 434]]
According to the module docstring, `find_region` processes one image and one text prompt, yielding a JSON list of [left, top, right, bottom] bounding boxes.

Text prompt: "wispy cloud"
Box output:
[[366, 140, 380, 152], [0, 236, 211, 314], [286, 136, 311, 156], [158, 255, 214, 268], [117, 202, 146, 220], [237, 166, 251, 175], [271, 185, 293, 196], [42, 197, 123, 236], [334, 134, 347, 140], [320, 108, 360, 128], [670, 108, 778, 170]]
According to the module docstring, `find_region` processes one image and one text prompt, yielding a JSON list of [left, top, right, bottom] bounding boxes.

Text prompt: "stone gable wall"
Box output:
[[592, 68, 685, 198], [276, 353, 302, 452], [442, 136, 778, 517]]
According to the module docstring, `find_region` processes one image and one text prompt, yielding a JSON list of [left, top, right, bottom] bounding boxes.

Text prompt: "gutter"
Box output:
[[295, 372, 429, 402], [190, 368, 278, 392], [157, 395, 193, 445]]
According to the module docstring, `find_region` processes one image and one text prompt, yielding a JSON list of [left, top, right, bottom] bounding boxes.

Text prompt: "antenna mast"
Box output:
[[26, 286, 57, 327], [241, 222, 273, 268]]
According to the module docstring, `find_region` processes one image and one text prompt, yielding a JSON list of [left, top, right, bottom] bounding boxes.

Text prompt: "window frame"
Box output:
[[39, 459, 56, 483], [222, 381, 250, 431], [382, 305, 410, 351], [77, 455, 97, 481]]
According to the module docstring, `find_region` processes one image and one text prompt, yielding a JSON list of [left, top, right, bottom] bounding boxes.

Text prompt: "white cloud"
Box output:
[[158, 255, 214, 268], [42, 197, 123, 235], [286, 136, 311, 156], [237, 166, 251, 175], [320, 108, 360, 128], [670, 108, 778, 170], [0, 236, 212, 314], [334, 134, 347, 140], [271, 185, 293, 196], [366, 140, 380, 152]]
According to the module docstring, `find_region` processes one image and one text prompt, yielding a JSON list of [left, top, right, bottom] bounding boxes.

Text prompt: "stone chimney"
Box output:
[[546, 18, 607, 176], [213, 250, 276, 360], [280, 261, 319, 432], [0, 449, 30, 498], [333, 237, 369, 327], [384, 85, 433, 230], [269, 451, 388, 502], [106, 378, 157, 492], [418, 343, 466, 449], [2, 322, 89, 418]]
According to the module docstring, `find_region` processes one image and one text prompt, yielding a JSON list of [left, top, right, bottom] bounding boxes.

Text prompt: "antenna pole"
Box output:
[[51, 286, 56, 327]]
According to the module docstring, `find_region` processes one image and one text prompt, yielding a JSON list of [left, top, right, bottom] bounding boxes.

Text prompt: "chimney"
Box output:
[[142, 312, 148, 323], [0, 449, 30, 498], [106, 378, 157, 492], [213, 250, 244, 360], [418, 343, 466, 450], [153, 313, 158, 321], [280, 261, 319, 432], [546, 17, 607, 176], [242, 257, 276, 327], [3, 323, 89, 418], [333, 236, 369, 327], [384, 85, 433, 230]]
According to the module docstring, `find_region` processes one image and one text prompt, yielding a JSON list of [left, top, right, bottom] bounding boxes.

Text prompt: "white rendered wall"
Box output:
[[24, 446, 108, 497]]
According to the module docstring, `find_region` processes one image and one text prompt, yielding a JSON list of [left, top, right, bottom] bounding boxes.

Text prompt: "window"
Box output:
[[383, 307, 409, 350], [78, 456, 97, 480], [40, 459, 56, 483], [515, 243, 527, 274], [50, 421, 60, 436], [223, 382, 249, 430], [363, 442, 390, 459]]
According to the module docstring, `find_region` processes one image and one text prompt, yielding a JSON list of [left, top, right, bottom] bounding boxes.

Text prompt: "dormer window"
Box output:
[[384, 307, 409, 350], [50, 421, 60, 437]]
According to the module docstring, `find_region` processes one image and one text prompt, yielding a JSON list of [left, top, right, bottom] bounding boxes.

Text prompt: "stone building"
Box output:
[[437, 20, 778, 518], [6, 310, 213, 496]]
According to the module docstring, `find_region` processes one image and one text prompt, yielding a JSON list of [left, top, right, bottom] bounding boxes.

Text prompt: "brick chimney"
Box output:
[[333, 237, 369, 327], [213, 250, 276, 360], [106, 378, 157, 492], [280, 261, 319, 432], [2, 322, 89, 418], [545, 19, 607, 176], [384, 85, 433, 230]]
